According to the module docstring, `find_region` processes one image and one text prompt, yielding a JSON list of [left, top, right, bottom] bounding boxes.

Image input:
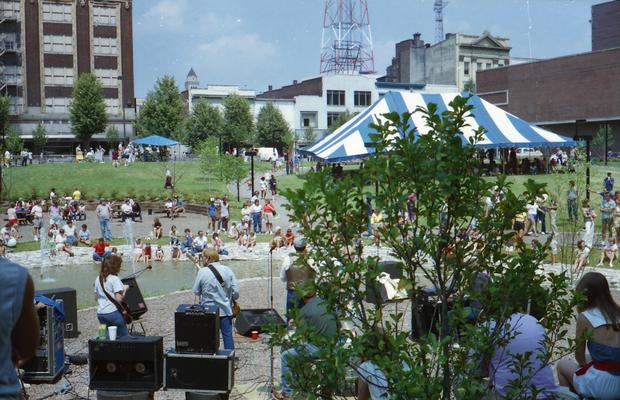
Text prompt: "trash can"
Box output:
[[148, 209, 153, 215]]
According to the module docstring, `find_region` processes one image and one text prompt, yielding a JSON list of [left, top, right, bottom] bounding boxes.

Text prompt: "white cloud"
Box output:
[[197, 34, 277, 65], [140, 0, 188, 32]]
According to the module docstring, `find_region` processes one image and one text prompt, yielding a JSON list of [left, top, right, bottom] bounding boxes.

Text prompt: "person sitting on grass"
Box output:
[[79, 224, 91, 246], [152, 217, 163, 239], [597, 238, 618, 268], [572, 240, 591, 275], [154, 245, 164, 261], [92, 238, 111, 261], [55, 228, 74, 257]]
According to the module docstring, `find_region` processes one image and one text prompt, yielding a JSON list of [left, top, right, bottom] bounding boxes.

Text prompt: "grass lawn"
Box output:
[[2, 159, 273, 203]]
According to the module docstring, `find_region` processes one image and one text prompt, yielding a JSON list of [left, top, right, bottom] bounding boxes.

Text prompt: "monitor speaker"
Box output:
[[35, 287, 78, 338], [175, 304, 219, 354], [88, 336, 163, 392], [234, 309, 285, 336], [164, 349, 234, 393], [120, 277, 148, 320]]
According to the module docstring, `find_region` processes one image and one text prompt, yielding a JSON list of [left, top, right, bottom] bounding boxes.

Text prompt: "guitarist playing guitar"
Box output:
[[94, 255, 132, 338]]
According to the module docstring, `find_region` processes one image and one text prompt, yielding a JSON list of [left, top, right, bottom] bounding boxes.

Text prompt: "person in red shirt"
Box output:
[[92, 238, 111, 261], [262, 199, 276, 235]]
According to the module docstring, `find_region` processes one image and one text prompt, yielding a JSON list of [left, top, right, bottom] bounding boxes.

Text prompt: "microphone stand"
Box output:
[[268, 246, 275, 392], [121, 264, 152, 280]]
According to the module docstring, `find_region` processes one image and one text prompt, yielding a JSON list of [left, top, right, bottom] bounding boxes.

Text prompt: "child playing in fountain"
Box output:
[[212, 232, 228, 256], [285, 228, 295, 247], [47, 231, 57, 258], [79, 224, 91, 246], [154, 245, 164, 261], [246, 231, 256, 252], [228, 222, 240, 240], [132, 238, 144, 263], [142, 243, 152, 264], [171, 242, 181, 260], [597, 238, 617, 267], [55, 228, 74, 257]]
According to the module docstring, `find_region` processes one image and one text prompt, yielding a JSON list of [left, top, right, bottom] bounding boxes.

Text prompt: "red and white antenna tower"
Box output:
[[320, 0, 375, 74]]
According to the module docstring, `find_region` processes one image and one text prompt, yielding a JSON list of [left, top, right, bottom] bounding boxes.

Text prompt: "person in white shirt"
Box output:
[[31, 201, 43, 241], [250, 199, 263, 234], [55, 229, 74, 256], [525, 198, 539, 237], [6, 207, 17, 226], [62, 220, 77, 245], [597, 238, 618, 267], [95, 255, 129, 338], [120, 200, 134, 222], [193, 230, 208, 253]]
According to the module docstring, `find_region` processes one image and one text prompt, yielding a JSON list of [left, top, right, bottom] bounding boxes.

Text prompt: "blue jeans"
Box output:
[[97, 310, 129, 338], [281, 343, 319, 395], [66, 235, 77, 245], [220, 316, 234, 350], [99, 218, 112, 240], [286, 289, 301, 322], [252, 213, 262, 233], [93, 251, 112, 261]]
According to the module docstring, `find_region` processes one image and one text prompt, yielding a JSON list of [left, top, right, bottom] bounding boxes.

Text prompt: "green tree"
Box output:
[[274, 96, 578, 399], [136, 75, 186, 140], [329, 110, 357, 131], [303, 126, 316, 144], [464, 79, 476, 93], [220, 154, 247, 201], [32, 123, 48, 153], [187, 100, 223, 149], [223, 94, 254, 149], [592, 124, 614, 158], [198, 136, 221, 192], [5, 127, 23, 153], [106, 126, 120, 149], [256, 102, 291, 151], [70, 73, 107, 148], [0, 95, 10, 138]]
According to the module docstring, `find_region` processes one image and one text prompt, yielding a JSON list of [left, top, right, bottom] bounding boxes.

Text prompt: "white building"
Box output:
[[183, 69, 456, 143]]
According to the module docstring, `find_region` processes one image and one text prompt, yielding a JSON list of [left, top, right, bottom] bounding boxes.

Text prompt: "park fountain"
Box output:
[[123, 219, 136, 273], [39, 222, 55, 282]]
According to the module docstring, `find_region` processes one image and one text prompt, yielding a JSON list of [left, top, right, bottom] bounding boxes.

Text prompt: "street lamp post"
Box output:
[[117, 76, 126, 139], [246, 148, 258, 196]]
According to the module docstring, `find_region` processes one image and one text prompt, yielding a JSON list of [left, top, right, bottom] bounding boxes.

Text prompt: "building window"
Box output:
[[498, 61, 505, 67], [3, 65, 22, 85], [43, 35, 73, 54], [327, 112, 343, 128], [44, 67, 74, 86], [1, 0, 20, 20], [354, 91, 371, 107], [463, 62, 470, 76], [303, 118, 310, 127], [477, 62, 482, 71], [486, 63, 492, 69], [8, 96, 23, 114], [326, 90, 345, 106], [93, 6, 117, 26], [95, 69, 119, 87], [44, 97, 71, 114], [93, 37, 118, 55], [105, 98, 120, 115], [42, 2, 72, 23]]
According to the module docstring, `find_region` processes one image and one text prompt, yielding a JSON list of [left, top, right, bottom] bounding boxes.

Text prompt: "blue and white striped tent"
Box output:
[[300, 92, 576, 162]]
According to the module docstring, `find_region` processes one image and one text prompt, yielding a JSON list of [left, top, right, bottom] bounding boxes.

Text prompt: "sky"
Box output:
[[133, 0, 601, 98]]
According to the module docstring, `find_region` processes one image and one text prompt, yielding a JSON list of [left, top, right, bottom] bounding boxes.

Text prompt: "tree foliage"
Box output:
[[0, 95, 10, 138], [303, 126, 316, 144], [187, 100, 223, 149], [256, 102, 291, 151], [70, 73, 108, 147], [5, 127, 23, 153], [223, 94, 254, 149], [136, 75, 186, 140], [33, 124, 48, 153], [274, 95, 578, 399], [106, 126, 120, 148], [198, 137, 221, 193], [592, 124, 614, 154], [329, 110, 357, 131]]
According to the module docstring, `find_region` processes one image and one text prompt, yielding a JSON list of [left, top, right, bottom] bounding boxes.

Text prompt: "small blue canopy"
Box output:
[[132, 135, 179, 146]]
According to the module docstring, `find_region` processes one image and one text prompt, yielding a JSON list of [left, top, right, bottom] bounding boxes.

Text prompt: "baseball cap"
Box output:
[[293, 237, 307, 250]]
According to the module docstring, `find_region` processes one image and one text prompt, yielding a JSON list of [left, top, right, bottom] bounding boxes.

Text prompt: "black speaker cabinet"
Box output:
[[365, 261, 404, 304], [175, 304, 219, 354], [164, 349, 234, 393], [35, 287, 78, 338], [88, 336, 163, 392], [234, 309, 285, 336], [23, 304, 65, 383], [120, 277, 148, 320]]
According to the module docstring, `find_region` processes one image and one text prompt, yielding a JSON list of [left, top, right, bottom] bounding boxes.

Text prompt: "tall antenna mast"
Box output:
[[434, 0, 448, 43], [320, 0, 375, 74]]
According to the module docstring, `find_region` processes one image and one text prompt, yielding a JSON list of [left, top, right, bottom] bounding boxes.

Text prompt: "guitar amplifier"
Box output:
[[121, 277, 148, 320], [164, 349, 234, 392], [35, 287, 78, 338], [175, 304, 219, 354], [23, 304, 65, 383], [88, 336, 163, 392]]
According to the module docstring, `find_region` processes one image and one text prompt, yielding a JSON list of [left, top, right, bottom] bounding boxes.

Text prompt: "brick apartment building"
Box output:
[[477, 0, 620, 151], [0, 0, 134, 152]]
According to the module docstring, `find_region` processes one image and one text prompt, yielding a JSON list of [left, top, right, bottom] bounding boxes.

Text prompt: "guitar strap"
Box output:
[[207, 264, 226, 287]]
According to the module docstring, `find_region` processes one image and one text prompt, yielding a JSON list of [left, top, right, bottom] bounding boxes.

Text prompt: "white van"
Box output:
[[257, 147, 279, 161]]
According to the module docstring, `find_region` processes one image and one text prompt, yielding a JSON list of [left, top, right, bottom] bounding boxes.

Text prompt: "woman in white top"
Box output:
[[582, 199, 596, 248], [557, 272, 620, 399], [54, 229, 74, 256], [94, 255, 129, 338], [525, 199, 538, 236]]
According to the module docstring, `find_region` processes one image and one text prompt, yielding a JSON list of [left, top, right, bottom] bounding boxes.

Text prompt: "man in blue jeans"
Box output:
[[95, 200, 112, 240], [192, 248, 239, 350]]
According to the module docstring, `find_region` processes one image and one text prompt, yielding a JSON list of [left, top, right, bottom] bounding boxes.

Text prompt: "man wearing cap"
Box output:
[[280, 237, 316, 321]]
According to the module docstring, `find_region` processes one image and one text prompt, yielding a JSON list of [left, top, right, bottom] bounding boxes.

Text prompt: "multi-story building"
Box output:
[[183, 69, 456, 144], [592, 0, 620, 51], [384, 32, 511, 91], [0, 0, 134, 152]]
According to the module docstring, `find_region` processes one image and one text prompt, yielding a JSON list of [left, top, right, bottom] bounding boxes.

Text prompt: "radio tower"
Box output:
[[434, 0, 447, 43], [320, 0, 375, 74]]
